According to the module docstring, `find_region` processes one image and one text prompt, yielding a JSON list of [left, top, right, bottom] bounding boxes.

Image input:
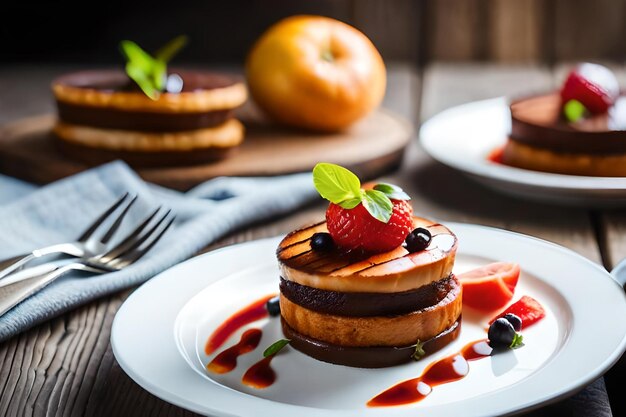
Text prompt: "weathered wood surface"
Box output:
[[0, 64, 624, 416]]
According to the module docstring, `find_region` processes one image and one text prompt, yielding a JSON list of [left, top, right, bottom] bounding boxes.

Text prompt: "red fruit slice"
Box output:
[[560, 63, 619, 114], [458, 262, 520, 311], [490, 295, 546, 329]]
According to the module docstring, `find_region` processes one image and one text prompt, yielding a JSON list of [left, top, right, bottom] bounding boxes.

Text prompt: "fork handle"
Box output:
[[0, 254, 35, 281]]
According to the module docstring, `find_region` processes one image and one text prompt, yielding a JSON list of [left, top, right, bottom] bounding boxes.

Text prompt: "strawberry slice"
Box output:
[[458, 262, 520, 311], [490, 295, 546, 329]]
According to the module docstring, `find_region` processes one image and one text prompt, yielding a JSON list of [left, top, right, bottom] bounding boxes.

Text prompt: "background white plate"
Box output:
[[112, 225, 626, 417], [419, 97, 626, 206]]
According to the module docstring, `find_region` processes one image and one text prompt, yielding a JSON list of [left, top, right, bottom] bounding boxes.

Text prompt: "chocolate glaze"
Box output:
[[279, 275, 455, 317], [57, 102, 233, 132], [53, 69, 240, 93], [281, 317, 462, 368], [277, 222, 456, 275], [55, 137, 236, 168], [510, 93, 626, 154]]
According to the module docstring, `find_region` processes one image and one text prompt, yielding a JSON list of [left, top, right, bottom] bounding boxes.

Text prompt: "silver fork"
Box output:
[[0, 208, 175, 316], [0, 193, 137, 282]]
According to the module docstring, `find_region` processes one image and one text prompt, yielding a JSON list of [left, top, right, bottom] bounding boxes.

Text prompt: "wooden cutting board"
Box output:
[[0, 110, 412, 190]]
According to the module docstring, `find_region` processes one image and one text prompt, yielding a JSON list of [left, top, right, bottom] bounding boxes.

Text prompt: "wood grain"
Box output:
[[424, 0, 486, 61], [0, 110, 411, 191], [553, 0, 625, 61], [0, 64, 618, 417], [487, 0, 544, 63]]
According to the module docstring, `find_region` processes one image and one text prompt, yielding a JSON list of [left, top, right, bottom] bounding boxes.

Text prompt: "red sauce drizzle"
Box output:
[[205, 294, 275, 355], [487, 146, 504, 164], [367, 340, 492, 407], [207, 328, 262, 374], [242, 355, 276, 389]]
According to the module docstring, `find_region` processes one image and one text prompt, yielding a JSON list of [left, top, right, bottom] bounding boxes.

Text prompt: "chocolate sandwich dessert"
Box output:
[[276, 163, 462, 368], [501, 62, 626, 176], [53, 36, 247, 167]]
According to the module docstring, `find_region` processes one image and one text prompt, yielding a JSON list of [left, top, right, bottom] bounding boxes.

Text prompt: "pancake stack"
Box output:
[[276, 216, 462, 368], [52, 70, 247, 167]]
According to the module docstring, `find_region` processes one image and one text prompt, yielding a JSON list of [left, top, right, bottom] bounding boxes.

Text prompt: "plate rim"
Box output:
[[111, 225, 626, 417]]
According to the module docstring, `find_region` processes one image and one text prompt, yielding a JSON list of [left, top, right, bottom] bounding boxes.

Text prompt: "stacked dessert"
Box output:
[[276, 163, 462, 368], [502, 63, 626, 176], [53, 37, 247, 167]]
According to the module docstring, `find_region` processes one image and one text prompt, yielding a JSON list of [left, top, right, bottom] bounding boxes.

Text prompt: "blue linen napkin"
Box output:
[[0, 161, 317, 341]]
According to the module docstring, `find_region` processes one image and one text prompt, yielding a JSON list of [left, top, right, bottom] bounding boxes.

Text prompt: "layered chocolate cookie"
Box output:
[[501, 63, 626, 177], [276, 217, 461, 368], [53, 69, 247, 167], [502, 93, 626, 176]]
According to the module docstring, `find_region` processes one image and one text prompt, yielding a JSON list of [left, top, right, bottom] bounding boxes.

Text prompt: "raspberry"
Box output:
[[326, 199, 413, 253]]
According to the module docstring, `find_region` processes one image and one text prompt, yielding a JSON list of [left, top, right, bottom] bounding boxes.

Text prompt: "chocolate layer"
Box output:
[[55, 136, 237, 168], [279, 275, 454, 317], [281, 317, 462, 368], [56, 101, 233, 132], [510, 93, 626, 154], [53, 69, 240, 93]]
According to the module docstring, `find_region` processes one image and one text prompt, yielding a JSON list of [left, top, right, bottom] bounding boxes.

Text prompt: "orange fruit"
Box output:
[[458, 262, 520, 311], [246, 15, 386, 132]]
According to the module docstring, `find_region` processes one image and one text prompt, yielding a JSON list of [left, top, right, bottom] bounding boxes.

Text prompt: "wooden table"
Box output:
[[0, 63, 624, 416]]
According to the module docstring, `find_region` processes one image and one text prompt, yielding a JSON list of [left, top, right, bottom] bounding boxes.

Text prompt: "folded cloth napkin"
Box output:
[[0, 161, 317, 341], [0, 163, 614, 417]]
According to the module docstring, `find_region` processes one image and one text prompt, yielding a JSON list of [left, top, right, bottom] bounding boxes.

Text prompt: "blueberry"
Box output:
[[405, 228, 432, 253], [503, 313, 522, 331], [488, 318, 516, 348], [311, 232, 335, 252], [266, 296, 281, 317]]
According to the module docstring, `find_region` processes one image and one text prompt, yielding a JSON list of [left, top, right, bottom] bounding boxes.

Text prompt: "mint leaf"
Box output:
[[120, 40, 155, 73], [374, 183, 410, 201], [362, 189, 393, 223], [510, 333, 524, 349], [263, 339, 290, 357], [564, 99, 587, 122], [120, 36, 187, 100], [313, 163, 362, 208], [411, 340, 426, 361], [126, 63, 159, 100], [155, 35, 188, 63]]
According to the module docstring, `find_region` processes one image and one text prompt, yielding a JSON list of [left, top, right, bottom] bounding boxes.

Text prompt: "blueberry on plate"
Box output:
[[503, 313, 522, 331], [266, 296, 281, 317], [488, 318, 516, 348]]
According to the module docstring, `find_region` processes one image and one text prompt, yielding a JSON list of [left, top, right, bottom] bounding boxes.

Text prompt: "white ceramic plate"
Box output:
[[112, 224, 626, 417], [419, 97, 626, 206]]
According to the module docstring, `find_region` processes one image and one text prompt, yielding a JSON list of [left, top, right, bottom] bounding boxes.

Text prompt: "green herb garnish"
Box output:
[[312, 163, 410, 223], [563, 99, 587, 123], [510, 333, 524, 349], [411, 340, 426, 361], [263, 339, 291, 357], [120, 35, 188, 100]]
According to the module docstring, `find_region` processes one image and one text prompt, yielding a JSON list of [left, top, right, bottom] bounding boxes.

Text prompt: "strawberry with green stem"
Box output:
[[313, 163, 413, 253]]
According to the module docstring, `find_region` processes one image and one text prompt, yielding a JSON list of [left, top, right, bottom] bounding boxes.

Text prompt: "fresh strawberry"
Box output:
[[313, 163, 413, 254], [561, 63, 619, 115], [458, 262, 520, 311], [490, 295, 546, 329], [326, 199, 413, 253]]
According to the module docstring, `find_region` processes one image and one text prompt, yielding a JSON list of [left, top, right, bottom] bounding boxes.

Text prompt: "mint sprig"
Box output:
[[312, 163, 410, 224], [411, 339, 426, 361], [563, 99, 587, 122], [120, 35, 188, 100], [263, 339, 291, 357], [510, 333, 524, 349]]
